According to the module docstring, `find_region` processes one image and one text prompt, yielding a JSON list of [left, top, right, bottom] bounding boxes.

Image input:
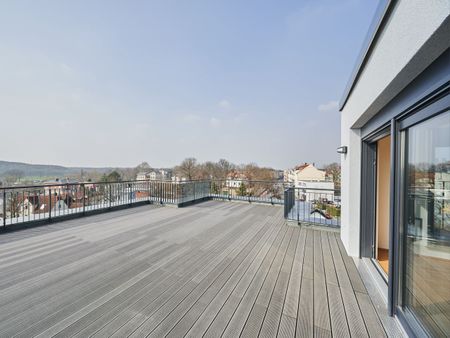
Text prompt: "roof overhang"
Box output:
[[339, 0, 395, 111]]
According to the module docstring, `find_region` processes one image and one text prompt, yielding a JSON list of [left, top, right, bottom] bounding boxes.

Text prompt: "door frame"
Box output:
[[360, 126, 391, 269], [393, 88, 450, 336], [360, 82, 449, 335]]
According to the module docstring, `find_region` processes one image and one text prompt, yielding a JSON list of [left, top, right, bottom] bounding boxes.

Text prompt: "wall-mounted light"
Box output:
[[337, 146, 348, 154]]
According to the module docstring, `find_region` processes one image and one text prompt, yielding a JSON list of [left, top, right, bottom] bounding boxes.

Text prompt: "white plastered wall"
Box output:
[[340, 0, 450, 257]]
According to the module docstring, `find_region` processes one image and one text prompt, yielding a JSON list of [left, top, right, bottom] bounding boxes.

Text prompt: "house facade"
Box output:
[[136, 172, 150, 181], [340, 1, 449, 336], [284, 163, 326, 184], [226, 170, 247, 188], [42, 178, 79, 194], [137, 170, 171, 181], [285, 163, 335, 202]]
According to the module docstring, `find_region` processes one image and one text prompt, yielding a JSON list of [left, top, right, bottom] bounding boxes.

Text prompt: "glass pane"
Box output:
[[404, 110, 450, 336]]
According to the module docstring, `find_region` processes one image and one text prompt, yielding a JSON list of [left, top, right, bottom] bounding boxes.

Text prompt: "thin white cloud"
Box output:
[[218, 99, 231, 108], [210, 117, 221, 127], [318, 100, 338, 112]]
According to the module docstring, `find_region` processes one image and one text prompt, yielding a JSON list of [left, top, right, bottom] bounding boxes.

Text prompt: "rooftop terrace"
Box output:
[[0, 201, 403, 337]]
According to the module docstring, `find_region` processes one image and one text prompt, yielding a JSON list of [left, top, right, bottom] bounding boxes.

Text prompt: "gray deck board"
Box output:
[[259, 228, 299, 338], [313, 230, 331, 333], [240, 227, 294, 337], [209, 221, 288, 338], [169, 218, 283, 338], [0, 201, 402, 337]]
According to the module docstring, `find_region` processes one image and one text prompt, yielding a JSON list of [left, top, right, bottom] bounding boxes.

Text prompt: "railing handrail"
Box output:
[[0, 178, 341, 229], [0, 178, 288, 191], [0, 180, 152, 191], [288, 186, 341, 193]]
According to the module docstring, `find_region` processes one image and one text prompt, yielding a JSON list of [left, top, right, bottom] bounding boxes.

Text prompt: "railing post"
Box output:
[[109, 184, 112, 209], [284, 189, 287, 218], [82, 184, 86, 215], [128, 183, 132, 206], [2, 189, 6, 227], [175, 183, 178, 204], [49, 188, 52, 221]]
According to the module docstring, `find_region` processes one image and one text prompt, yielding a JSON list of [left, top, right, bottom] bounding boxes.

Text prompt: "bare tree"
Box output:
[[216, 159, 234, 179], [197, 161, 216, 179], [324, 162, 341, 189], [241, 163, 274, 181], [196, 159, 235, 180], [175, 158, 198, 180], [6, 191, 21, 218]]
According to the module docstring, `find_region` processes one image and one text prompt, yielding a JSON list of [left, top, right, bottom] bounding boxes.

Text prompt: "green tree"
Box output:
[[237, 182, 247, 196], [101, 170, 122, 182]]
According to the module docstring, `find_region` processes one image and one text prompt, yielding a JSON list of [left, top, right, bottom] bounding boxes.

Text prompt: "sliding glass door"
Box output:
[[402, 110, 450, 336]]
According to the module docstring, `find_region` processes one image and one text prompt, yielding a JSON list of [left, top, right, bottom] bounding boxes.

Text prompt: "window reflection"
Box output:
[[404, 111, 450, 336]]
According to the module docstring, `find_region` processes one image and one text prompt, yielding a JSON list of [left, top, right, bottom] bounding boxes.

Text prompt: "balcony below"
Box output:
[[0, 201, 402, 337]]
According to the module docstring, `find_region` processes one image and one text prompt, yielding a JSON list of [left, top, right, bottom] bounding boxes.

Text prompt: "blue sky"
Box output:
[[0, 0, 378, 169]]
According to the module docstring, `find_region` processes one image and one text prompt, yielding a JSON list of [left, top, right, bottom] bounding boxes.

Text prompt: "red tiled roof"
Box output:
[[294, 163, 310, 171]]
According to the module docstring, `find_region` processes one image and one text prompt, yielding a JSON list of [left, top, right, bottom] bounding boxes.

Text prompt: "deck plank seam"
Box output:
[[126, 213, 274, 337], [162, 217, 282, 337], [174, 218, 285, 337], [207, 218, 287, 337], [219, 222, 289, 337]]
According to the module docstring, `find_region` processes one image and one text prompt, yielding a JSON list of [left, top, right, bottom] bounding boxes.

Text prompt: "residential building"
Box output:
[[136, 172, 150, 181], [159, 169, 171, 180], [284, 163, 335, 202], [226, 170, 247, 188], [51, 199, 69, 213], [18, 195, 40, 216], [339, 1, 449, 336], [137, 169, 171, 181], [149, 171, 158, 180], [284, 163, 326, 184], [171, 176, 186, 182], [43, 178, 79, 193], [17, 194, 67, 215], [295, 180, 335, 202]]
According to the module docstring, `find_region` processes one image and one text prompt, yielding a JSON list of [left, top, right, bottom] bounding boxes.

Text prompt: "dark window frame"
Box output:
[[359, 81, 449, 336], [394, 92, 450, 337]]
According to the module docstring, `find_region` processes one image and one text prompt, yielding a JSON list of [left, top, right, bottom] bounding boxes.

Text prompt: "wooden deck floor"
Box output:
[[0, 201, 400, 337]]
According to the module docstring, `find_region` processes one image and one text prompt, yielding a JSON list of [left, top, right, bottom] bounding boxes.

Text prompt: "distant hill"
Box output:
[[0, 160, 115, 178]]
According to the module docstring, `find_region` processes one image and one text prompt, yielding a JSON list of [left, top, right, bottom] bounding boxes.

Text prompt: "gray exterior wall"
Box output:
[[340, 0, 450, 256]]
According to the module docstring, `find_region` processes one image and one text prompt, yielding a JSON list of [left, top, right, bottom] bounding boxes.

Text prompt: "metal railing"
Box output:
[[0, 179, 340, 229], [0, 180, 188, 227], [284, 187, 341, 228], [209, 179, 285, 205]]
